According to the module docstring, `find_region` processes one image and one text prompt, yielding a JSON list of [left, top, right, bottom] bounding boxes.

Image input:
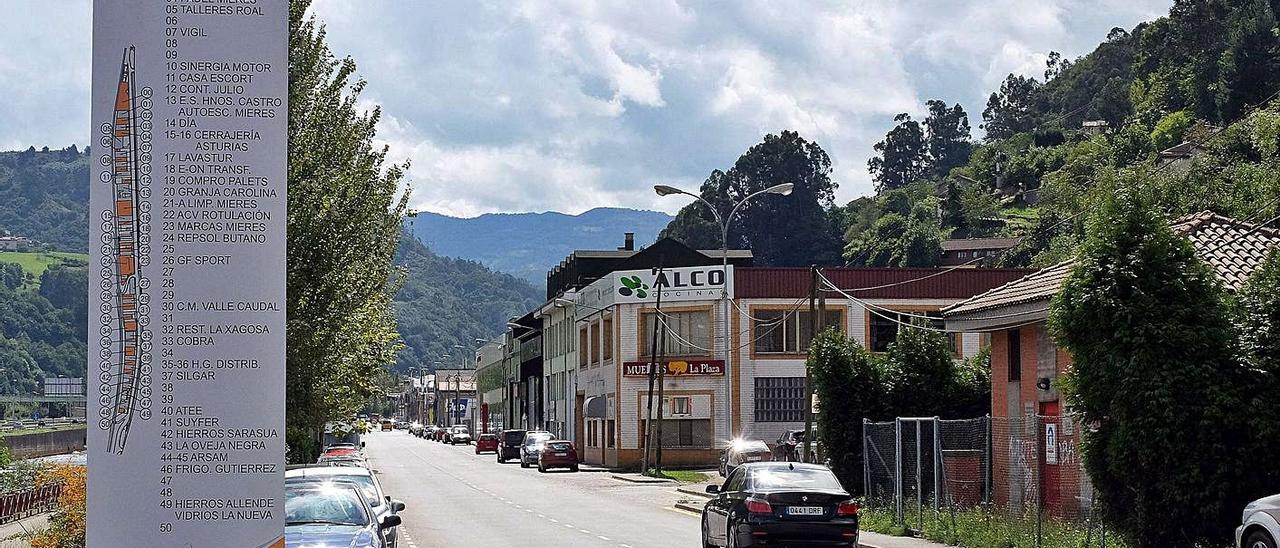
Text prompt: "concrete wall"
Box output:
[[4, 427, 87, 459]]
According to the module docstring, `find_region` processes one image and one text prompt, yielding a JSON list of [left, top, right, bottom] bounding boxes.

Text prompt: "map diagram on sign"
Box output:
[[97, 46, 154, 455]]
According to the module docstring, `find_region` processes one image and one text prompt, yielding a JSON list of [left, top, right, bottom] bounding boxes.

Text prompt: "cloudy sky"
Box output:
[[2, 1, 1169, 217]]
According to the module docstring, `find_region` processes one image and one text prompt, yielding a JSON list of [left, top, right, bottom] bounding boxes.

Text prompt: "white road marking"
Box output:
[[598, 536, 610, 541]]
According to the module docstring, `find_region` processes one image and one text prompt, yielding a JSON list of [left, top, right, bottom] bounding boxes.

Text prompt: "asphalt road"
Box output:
[[364, 429, 703, 548]]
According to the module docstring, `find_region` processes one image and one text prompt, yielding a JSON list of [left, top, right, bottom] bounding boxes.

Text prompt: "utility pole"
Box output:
[[641, 260, 665, 475], [802, 266, 817, 463], [654, 313, 669, 475]]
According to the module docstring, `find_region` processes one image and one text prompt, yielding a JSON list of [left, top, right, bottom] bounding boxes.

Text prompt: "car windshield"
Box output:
[[525, 433, 551, 445], [287, 475, 381, 508], [452, 427, 468, 433], [749, 466, 844, 492], [733, 441, 769, 453], [504, 431, 526, 443], [547, 442, 571, 452], [480, 434, 497, 440], [285, 486, 368, 526]]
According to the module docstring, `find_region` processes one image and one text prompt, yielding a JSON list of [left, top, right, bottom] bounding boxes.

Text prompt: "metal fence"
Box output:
[[865, 415, 1106, 545], [0, 484, 61, 525]]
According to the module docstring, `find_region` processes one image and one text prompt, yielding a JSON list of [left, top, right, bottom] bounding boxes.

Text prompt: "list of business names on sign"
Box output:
[[88, 1, 287, 546]]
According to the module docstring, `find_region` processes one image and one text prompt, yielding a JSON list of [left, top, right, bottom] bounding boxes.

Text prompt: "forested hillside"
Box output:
[[0, 257, 87, 393], [666, 0, 1280, 269], [0, 146, 88, 252], [392, 234, 542, 373]]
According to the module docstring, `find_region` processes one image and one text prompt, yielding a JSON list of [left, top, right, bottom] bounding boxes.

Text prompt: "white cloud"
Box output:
[[3, 0, 1173, 216]]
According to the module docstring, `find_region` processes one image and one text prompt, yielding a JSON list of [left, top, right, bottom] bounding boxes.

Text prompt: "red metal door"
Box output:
[[1040, 400, 1060, 516]]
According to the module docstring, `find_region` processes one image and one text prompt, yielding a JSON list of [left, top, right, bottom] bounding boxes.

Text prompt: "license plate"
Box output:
[[554, 452, 568, 456], [746, 456, 761, 462], [787, 506, 824, 516]]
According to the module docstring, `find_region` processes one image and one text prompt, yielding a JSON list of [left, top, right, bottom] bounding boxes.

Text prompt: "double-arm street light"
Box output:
[[654, 182, 793, 442]]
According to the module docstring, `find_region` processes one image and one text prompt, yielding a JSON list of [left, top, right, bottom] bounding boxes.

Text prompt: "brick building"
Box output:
[[942, 211, 1280, 517]]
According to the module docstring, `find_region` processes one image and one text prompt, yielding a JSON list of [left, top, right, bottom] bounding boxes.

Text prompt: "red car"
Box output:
[[434, 427, 447, 442], [320, 447, 359, 458], [537, 440, 578, 472], [474, 433, 499, 454]]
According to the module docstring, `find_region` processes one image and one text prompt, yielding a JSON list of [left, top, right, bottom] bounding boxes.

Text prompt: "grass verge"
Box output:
[[857, 505, 1129, 548], [645, 469, 710, 483], [0, 251, 88, 284]]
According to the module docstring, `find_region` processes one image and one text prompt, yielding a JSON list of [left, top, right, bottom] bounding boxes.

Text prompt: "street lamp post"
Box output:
[[654, 182, 793, 442]]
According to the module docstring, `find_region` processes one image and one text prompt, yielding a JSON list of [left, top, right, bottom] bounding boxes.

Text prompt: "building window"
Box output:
[[867, 309, 945, 353], [579, 327, 589, 368], [656, 419, 712, 448], [958, 251, 969, 259], [602, 318, 613, 361], [754, 377, 805, 422], [753, 310, 844, 354], [606, 420, 616, 448], [590, 321, 601, 364], [641, 310, 711, 357], [669, 396, 691, 416], [1008, 328, 1021, 381]]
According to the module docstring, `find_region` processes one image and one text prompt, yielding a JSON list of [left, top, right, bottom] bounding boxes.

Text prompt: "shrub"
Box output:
[[30, 465, 84, 548]]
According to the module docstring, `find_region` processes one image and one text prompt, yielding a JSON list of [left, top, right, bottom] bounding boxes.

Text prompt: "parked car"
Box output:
[[286, 465, 406, 548], [519, 430, 554, 468], [721, 439, 773, 477], [773, 430, 821, 462], [407, 422, 423, 436], [537, 440, 579, 473], [394, 420, 409, 430], [474, 433, 499, 454], [497, 429, 526, 463], [285, 482, 399, 548], [701, 462, 859, 547], [316, 454, 368, 467], [380, 419, 394, 432], [446, 426, 472, 445], [1238, 493, 1280, 548], [433, 427, 448, 442]]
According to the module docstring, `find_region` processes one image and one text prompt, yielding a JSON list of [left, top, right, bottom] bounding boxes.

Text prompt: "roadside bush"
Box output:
[[1049, 191, 1258, 547], [808, 329, 885, 492], [30, 465, 84, 548]]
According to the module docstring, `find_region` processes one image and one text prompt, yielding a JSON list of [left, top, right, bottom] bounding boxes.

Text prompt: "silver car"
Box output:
[[286, 465, 406, 548], [1238, 494, 1280, 548]]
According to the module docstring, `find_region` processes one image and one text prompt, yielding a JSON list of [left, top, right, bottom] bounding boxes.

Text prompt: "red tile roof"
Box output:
[[943, 211, 1280, 316]]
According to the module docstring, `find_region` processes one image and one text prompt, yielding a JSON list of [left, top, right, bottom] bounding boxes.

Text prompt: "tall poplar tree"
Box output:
[[286, 1, 410, 461]]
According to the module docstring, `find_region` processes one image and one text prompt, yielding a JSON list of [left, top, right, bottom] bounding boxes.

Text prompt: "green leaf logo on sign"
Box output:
[[617, 275, 648, 298]]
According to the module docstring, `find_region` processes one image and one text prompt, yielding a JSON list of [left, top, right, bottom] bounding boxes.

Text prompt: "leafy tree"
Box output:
[[882, 323, 986, 418], [1049, 191, 1260, 547], [808, 328, 885, 492], [1234, 250, 1280, 489], [1150, 110, 1194, 151], [662, 131, 844, 266], [924, 100, 973, 177], [940, 181, 965, 233], [868, 113, 927, 192], [286, 0, 410, 462], [981, 74, 1041, 140], [846, 198, 943, 267]]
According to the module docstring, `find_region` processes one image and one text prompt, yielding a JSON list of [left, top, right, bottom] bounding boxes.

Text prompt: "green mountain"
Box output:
[[409, 207, 671, 285], [0, 146, 89, 252], [392, 234, 542, 373]]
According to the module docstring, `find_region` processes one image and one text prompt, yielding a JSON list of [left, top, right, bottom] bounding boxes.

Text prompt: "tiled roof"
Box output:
[[941, 238, 1020, 252], [943, 211, 1280, 317]]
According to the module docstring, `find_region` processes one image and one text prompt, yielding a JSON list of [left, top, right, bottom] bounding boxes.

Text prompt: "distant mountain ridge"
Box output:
[[409, 207, 673, 285]]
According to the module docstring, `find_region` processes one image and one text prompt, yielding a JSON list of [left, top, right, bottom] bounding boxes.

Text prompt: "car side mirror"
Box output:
[[360, 442, 366, 448], [390, 498, 406, 512], [705, 485, 719, 494], [379, 514, 402, 529]]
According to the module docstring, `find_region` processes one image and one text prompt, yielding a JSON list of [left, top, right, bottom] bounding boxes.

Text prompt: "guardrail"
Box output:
[[0, 484, 61, 524], [0, 418, 82, 432]]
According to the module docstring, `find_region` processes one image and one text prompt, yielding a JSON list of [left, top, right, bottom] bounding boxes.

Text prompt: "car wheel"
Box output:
[[701, 513, 715, 548], [1247, 531, 1277, 548], [538, 463, 547, 473], [520, 458, 529, 469], [570, 464, 579, 472], [726, 519, 739, 548]]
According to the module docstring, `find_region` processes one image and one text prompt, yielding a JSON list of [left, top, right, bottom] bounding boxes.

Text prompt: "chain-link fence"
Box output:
[[865, 415, 1107, 546]]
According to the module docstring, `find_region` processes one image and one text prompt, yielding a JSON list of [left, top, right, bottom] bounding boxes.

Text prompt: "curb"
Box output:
[[673, 501, 704, 514], [610, 474, 675, 484], [676, 486, 713, 499]]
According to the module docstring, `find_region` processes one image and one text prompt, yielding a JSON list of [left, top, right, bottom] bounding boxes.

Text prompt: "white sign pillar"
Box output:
[[89, 1, 288, 546]]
